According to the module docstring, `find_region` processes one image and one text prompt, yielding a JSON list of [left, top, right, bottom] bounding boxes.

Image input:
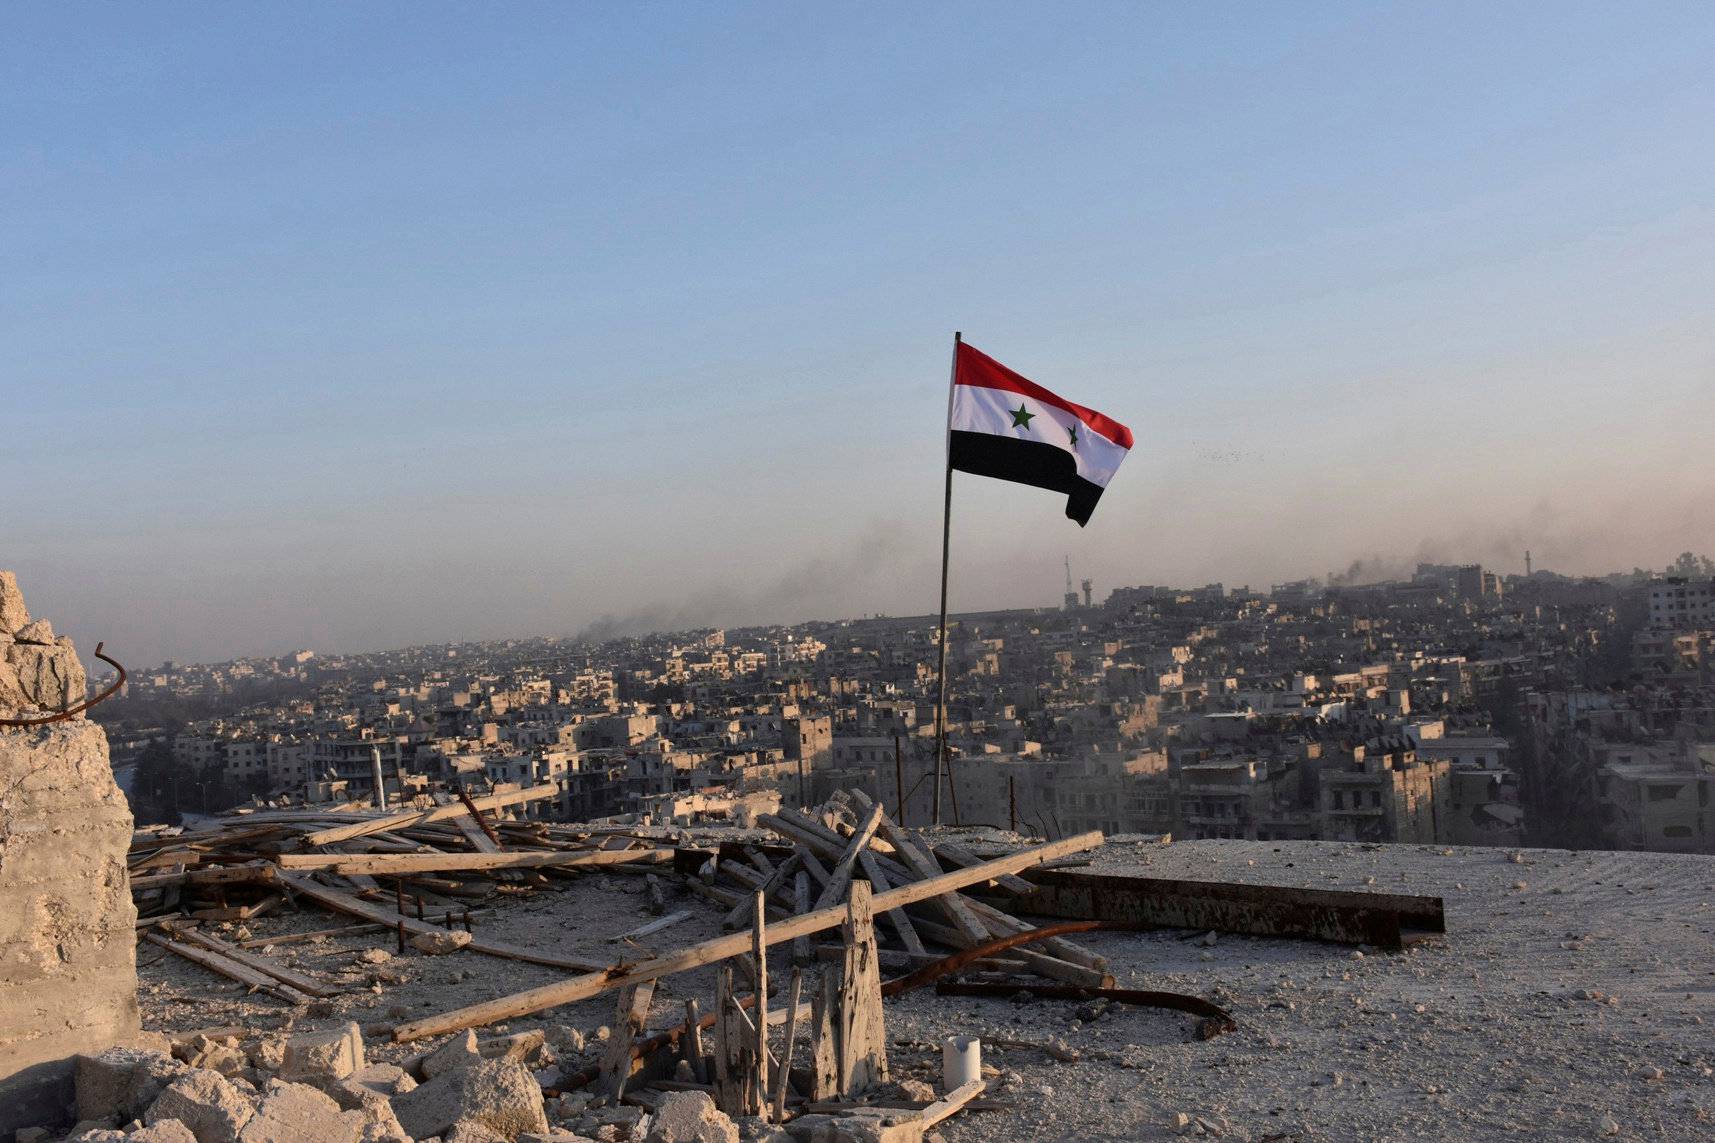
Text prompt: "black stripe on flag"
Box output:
[[949, 429, 1106, 526]]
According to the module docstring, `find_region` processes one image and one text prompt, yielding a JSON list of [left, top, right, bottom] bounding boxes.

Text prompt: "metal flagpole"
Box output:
[[933, 331, 961, 826]]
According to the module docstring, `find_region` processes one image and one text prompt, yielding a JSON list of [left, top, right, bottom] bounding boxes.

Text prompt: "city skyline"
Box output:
[[7, 3, 1714, 664]]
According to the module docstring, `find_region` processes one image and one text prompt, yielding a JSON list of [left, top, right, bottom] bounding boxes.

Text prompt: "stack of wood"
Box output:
[[689, 789, 1112, 990], [129, 783, 678, 993]]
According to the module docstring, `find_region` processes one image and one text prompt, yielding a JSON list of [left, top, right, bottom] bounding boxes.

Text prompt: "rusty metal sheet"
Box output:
[[1013, 868, 1444, 950]]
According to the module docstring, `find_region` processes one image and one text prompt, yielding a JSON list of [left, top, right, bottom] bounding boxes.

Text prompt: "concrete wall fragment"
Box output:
[[0, 573, 139, 1133]]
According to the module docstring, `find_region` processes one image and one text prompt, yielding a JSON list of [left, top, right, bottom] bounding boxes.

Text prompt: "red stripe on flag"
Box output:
[[954, 342, 1134, 450]]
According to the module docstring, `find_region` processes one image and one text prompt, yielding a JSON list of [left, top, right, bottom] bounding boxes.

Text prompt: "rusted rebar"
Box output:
[[0, 642, 127, 728]]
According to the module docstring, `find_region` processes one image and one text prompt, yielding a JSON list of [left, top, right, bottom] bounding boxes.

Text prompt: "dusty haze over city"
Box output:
[[6, 4, 1713, 666]]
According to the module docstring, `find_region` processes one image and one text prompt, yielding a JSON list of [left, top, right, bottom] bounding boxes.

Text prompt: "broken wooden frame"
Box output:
[[391, 830, 1103, 1041]]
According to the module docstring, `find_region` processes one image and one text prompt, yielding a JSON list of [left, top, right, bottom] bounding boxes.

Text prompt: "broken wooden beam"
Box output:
[[274, 847, 668, 876], [391, 831, 1104, 1041], [159, 922, 337, 997], [277, 871, 607, 972], [300, 784, 559, 848], [141, 931, 308, 1005]]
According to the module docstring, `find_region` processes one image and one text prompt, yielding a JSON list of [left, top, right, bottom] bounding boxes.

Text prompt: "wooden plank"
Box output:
[[751, 891, 769, 1120], [935, 841, 1036, 894], [277, 871, 608, 972], [389, 831, 1104, 1042], [906, 917, 1109, 989], [919, 1079, 985, 1128], [836, 880, 887, 1096], [683, 998, 707, 1084], [141, 932, 307, 1004], [812, 803, 885, 912], [610, 910, 694, 944], [301, 784, 559, 847], [722, 853, 801, 931], [598, 980, 656, 1100], [791, 870, 811, 966], [857, 850, 925, 955], [963, 897, 1108, 972], [238, 923, 386, 948], [771, 968, 803, 1121], [869, 807, 988, 944], [160, 923, 338, 997], [276, 847, 665, 876], [808, 968, 838, 1101]]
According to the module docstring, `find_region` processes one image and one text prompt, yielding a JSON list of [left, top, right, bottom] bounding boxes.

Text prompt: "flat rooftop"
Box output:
[[135, 837, 1715, 1141]]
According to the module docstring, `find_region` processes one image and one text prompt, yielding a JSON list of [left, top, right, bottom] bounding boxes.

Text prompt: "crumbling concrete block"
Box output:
[[645, 1091, 739, 1143], [409, 930, 473, 955], [179, 1036, 247, 1079], [242, 1038, 285, 1075], [418, 1029, 480, 1080], [392, 1058, 549, 1141], [3, 638, 87, 714], [477, 1028, 546, 1065], [143, 1069, 256, 1143], [318, 1066, 409, 1140], [279, 1023, 363, 1084], [236, 1080, 364, 1143], [1, 640, 138, 1136], [75, 1049, 189, 1126]]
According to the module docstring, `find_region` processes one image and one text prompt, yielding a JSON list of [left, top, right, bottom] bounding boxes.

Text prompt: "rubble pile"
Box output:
[[683, 790, 1112, 990]]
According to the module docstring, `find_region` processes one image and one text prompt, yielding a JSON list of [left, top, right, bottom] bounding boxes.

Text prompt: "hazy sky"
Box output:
[[5, 3, 1714, 666]]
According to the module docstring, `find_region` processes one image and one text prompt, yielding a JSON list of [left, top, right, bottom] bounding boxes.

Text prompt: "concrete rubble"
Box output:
[[1, 574, 138, 1133]]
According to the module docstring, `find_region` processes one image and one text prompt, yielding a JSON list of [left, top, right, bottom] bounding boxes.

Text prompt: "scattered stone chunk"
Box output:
[[143, 1069, 256, 1143], [245, 1039, 287, 1074], [393, 1059, 549, 1141], [238, 1080, 365, 1143], [181, 1036, 248, 1078], [478, 1029, 547, 1065], [281, 1023, 365, 1084], [410, 930, 474, 955], [77, 1048, 194, 1125], [420, 1030, 482, 1080], [644, 1091, 739, 1143]]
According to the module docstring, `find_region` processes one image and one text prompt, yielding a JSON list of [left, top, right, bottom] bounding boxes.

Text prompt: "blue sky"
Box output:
[[4, 3, 1713, 664]]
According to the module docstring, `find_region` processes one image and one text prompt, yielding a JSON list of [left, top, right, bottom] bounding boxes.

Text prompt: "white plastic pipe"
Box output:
[[943, 1034, 981, 1089]]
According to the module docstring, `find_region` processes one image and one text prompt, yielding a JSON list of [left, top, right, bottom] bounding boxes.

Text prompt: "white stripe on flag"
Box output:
[[951, 384, 1128, 488]]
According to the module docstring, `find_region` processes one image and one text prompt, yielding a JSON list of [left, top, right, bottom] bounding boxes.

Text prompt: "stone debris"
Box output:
[[238, 1079, 366, 1143], [419, 1030, 483, 1081], [76, 1049, 192, 1126], [280, 1022, 365, 1084], [142, 1069, 255, 1143], [177, 1037, 248, 1079], [644, 1091, 740, 1143], [393, 1058, 550, 1140], [410, 930, 476, 955]]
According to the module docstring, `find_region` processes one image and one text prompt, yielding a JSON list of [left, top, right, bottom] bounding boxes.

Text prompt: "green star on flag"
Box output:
[[1067, 424, 1079, 448], [1009, 403, 1035, 430]]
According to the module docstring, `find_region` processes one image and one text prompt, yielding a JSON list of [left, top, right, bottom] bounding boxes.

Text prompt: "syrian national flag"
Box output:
[[949, 341, 1133, 526]]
